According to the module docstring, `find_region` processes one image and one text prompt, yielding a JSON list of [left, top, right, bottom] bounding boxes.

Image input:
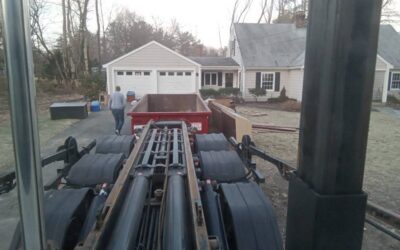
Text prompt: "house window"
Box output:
[[261, 72, 274, 90], [177, 72, 183, 76], [160, 72, 166, 76], [168, 72, 174, 76], [117, 71, 124, 75], [144, 71, 151, 76], [211, 74, 217, 85], [185, 72, 192, 76], [225, 73, 233, 87], [204, 72, 218, 86], [135, 71, 141, 76], [392, 72, 400, 90], [126, 71, 133, 76]]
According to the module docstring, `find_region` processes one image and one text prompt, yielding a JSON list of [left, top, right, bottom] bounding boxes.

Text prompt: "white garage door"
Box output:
[[157, 71, 195, 94], [114, 70, 156, 98]]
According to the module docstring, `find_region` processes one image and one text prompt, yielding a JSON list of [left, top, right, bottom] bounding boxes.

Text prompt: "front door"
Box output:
[[225, 73, 233, 87]]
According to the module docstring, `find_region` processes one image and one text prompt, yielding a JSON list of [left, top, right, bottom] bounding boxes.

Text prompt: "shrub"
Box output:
[[218, 87, 241, 97], [248, 88, 266, 102], [268, 87, 289, 103], [79, 73, 106, 101], [200, 88, 220, 99], [387, 94, 400, 105]]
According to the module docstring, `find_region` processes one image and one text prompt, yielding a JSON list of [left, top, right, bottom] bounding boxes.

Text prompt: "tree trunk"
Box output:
[[61, 0, 71, 81], [95, 0, 101, 72], [77, 0, 90, 76], [67, 0, 76, 79]]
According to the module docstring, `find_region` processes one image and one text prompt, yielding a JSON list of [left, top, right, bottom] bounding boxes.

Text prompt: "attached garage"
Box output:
[[104, 41, 200, 98]]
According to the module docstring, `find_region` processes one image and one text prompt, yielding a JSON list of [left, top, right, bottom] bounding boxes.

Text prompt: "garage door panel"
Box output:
[[114, 70, 156, 98], [158, 71, 195, 94]]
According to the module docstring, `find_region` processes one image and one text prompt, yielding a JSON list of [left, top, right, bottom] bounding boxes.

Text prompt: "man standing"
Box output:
[[109, 86, 125, 135]]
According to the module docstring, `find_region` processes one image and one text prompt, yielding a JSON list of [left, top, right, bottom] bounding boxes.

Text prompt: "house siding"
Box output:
[[286, 69, 304, 101], [244, 70, 289, 101], [108, 43, 197, 68], [372, 71, 385, 101], [375, 56, 387, 70], [105, 42, 199, 95], [229, 26, 245, 92]]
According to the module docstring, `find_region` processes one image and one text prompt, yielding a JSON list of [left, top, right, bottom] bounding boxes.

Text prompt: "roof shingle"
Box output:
[[189, 57, 239, 67], [234, 23, 400, 69]]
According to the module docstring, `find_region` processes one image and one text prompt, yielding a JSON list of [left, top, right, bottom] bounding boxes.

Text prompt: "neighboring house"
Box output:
[[228, 20, 400, 103], [103, 41, 240, 98]]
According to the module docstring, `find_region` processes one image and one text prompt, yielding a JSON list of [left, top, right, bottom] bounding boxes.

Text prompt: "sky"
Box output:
[[95, 0, 400, 48], [45, 0, 400, 49], [95, 0, 259, 48]]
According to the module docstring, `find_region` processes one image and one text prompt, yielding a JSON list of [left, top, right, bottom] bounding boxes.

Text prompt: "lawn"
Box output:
[[0, 89, 82, 174], [236, 103, 400, 249], [0, 113, 77, 173]]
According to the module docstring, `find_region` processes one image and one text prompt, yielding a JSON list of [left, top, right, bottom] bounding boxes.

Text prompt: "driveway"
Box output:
[[0, 107, 132, 249]]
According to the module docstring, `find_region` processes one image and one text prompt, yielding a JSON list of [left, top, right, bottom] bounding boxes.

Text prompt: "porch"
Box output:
[[189, 57, 240, 90], [200, 69, 239, 89]]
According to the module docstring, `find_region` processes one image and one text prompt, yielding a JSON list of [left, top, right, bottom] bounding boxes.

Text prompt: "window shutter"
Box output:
[[275, 72, 280, 92], [256, 72, 261, 89], [388, 72, 392, 91], [201, 72, 204, 86], [218, 72, 223, 86]]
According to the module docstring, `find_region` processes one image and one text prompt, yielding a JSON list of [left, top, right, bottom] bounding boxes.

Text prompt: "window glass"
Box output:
[[185, 72, 191, 76], [117, 71, 124, 75], [205, 73, 210, 85], [168, 72, 174, 76], [225, 73, 234, 87], [204, 72, 219, 85], [262, 73, 274, 90], [177, 72, 183, 76], [211, 73, 217, 85], [160, 72, 166, 76], [134, 71, 141, 76], [144, 71, 151, 76], [126, 71, 133, 76], [392, 73, 400, 89]]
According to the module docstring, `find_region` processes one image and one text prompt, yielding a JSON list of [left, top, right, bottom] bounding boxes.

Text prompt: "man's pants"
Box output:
[[111, 108, 124, 132]]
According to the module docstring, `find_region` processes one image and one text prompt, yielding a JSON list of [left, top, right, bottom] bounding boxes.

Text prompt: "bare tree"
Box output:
[[31, 0, 67, 83], [257, 0, 275, 23], [73, 0, 90, 76], [231, 0, 254, 26], [95, 0, 101, 71], [236, 0, 253, 22], [381, 0, 400, 24]]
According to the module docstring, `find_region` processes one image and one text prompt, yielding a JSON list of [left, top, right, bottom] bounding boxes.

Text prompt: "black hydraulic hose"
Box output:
[[107, 176, 149, 250], [162, 175, 188, 250]]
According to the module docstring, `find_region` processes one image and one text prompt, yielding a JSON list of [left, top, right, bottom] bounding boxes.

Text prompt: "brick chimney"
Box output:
[[294, 11, 306, 28]]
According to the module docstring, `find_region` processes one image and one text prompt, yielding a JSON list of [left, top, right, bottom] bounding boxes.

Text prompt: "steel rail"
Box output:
[[1, 0, 47, 248]]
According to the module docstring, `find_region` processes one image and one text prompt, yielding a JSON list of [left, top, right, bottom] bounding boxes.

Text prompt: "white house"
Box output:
[[103, 41, 240, 98], [228, 20, 400, 103]]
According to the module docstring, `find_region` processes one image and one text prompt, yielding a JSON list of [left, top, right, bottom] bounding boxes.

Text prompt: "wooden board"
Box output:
[[208, 101, 252, 142]]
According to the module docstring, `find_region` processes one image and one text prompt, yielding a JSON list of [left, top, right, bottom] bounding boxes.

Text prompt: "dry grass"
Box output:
[[236, 104, 400, 248], [0, 80, 82, 173]]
